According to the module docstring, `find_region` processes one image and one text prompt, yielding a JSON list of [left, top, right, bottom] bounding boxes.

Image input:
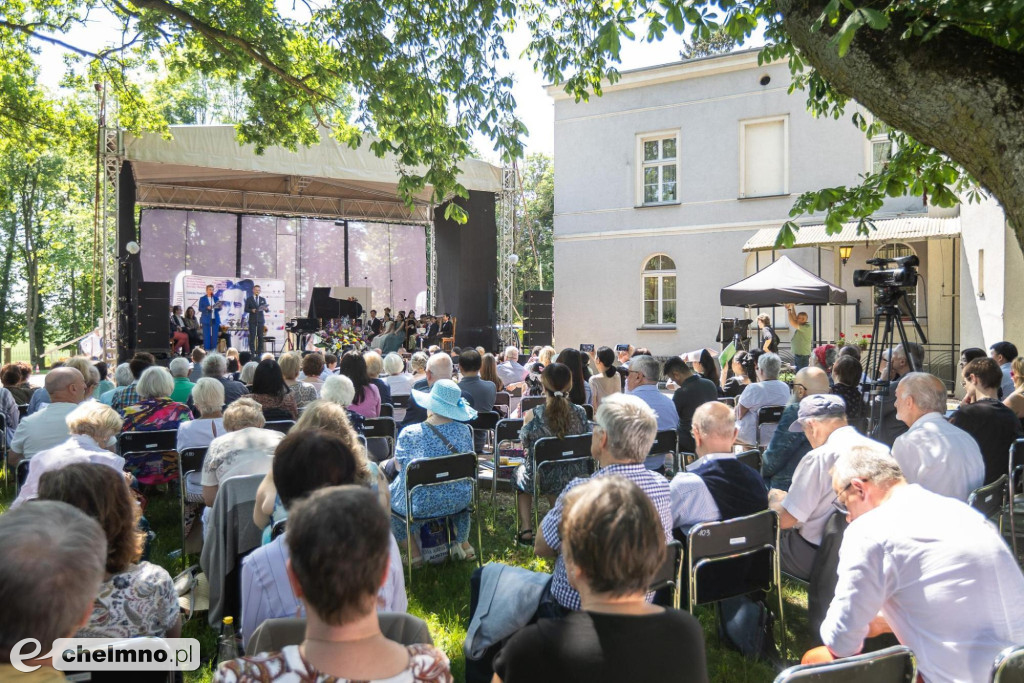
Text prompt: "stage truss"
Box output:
[[496, 162, 519, 349], [98, 95, 122, 365]]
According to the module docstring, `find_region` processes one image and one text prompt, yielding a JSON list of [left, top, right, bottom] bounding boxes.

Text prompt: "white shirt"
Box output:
[[496, 360, 528, 387], [176, 417, 226, 452], [736, 379, 791, 446], [12, 434, 125, 507], [891, 412, 984, 501], [783, 426, 885, 545], [201, 427, 283, 487], [670, 453, 734, 530], [822, 484, 1024, 682], [385, 372, 413, 396], [10, 401, 79, 460]]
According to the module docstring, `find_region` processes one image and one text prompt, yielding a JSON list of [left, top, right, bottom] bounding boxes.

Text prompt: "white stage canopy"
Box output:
[[124, 125, 503, 223]]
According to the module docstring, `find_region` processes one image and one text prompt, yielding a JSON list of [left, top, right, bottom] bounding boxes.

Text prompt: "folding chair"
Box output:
[[493, 391, 511, 418], [17, 403, 28, 418], [364, 417, 397, 461], [718, 396, 736, 408], [774, 645, 916, 682], [755, 405, 787, 449], [15, 459, 30, 496], [992, 644, 1024, 683], [969, 474, 1007, 529], [264, 420, 295, 435], [390, 451, 482, 585], [736, 449, 763, 473], [649, 539, 684, 609], [582, 404, 594, 421], [117, 430, 180, 485], [485, 418, 523, 521], [648, 429, 679, 473], [379, 402, 394, 418], [470, 410, 500, 455], [687, 509, 786, 658], [1007, 439, 1024, 559], [0, 412, 8, 494], [177, 446, 208, 553], [519, 396, 546, 415], [532, 433, 595, 534]]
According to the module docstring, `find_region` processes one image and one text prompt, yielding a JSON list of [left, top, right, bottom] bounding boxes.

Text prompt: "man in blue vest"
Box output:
[[198, 284, 221, 351]]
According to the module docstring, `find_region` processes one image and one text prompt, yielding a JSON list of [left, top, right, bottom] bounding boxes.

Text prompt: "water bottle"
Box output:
[[218, 616, 238, 663]]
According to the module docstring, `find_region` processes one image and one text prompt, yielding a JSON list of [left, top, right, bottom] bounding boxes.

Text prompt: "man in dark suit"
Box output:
[[245, 284, 268, 355], [424, 316, 440, 347], [440, 313, 454, 339], [367, 309, 382, 341]]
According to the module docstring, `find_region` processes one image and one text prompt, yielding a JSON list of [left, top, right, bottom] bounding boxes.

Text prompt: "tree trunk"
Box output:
[[18, 169, 43, 368], [776, 0, 1024, 252]]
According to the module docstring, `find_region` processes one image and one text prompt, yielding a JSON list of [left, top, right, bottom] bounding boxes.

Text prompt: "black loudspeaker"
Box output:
[[523, 318, 553, 335], [136, 281, 170, 351], [523, 302, 552, 320], [524, 290, 553, 305], [523, 332, 553, 347]]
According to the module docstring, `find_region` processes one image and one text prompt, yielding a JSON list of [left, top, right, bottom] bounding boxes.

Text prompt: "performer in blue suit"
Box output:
[[198, 284, 222, 351]]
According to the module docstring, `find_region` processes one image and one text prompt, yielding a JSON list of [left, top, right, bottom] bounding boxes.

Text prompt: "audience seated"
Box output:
[[0, 385, 18, 443], [169, 356, 196, 404], [364, 351, 393, 406], [9, 367, 88, 466], [809, 445, 1024, 680], [829, 356, 865, 421], [891, 373, 984, 500], [1005, 356, 1024, 423], [735, 352, 790, 446], [122, 366, 193, 431], [457, 349, 497, 411], [480, 353, 505, 393], [193, 353, 250, 408], [248, 359, 299, 421], [201, 398, 283, 509], [769, 395, 884, 580], [409, 351, 429, 384], [177, 377, 227, 451], [299, 353, 326, 396], [339, 351, 382, 419], [384, 352, 413, 397], [494, 476, 708, 683], [400, 353, 471, 431], [189, 347, 206, 382], [950, 358, 1024, 483], [870, 342, 923, 446], [389, 380, 477, 566], [1, 362, 36, 405], [37, 463, 181, 639], [587, 346, 621, 410], [109, 352, 155, 415], [760, 367, 829, 491], [625, 356, 678, 470], [691, 349, 720, 387], [991, 341, 1018, 399], [719, 350, 752, 399], [514, 363, 591, 545], [664, 356, 718, 455], [555, 348, 591, 406], [99, 362, 133, 405], [14, 402, 125, 507], [320, 374, 367, 433], [218, 487, 451, 682], [0, 501, 107, 680], [241, 430, 406, 648], [239, 361, 259, 387], [496, 346, 528, 388], [277, 351, 317, 409], [535, 394, 671, 615]]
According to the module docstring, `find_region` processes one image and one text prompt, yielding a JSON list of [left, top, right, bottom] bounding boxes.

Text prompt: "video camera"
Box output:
[[852, 254, 919, 289]]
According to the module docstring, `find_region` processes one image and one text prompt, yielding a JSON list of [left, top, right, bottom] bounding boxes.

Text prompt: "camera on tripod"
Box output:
[[852, 254, 919, 289]]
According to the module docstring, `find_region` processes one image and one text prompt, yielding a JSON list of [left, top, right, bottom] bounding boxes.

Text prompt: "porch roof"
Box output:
[[742, 214, 961, 252]]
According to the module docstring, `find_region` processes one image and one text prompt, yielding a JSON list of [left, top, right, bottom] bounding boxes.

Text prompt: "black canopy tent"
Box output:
[[720, 255, 847, 352]]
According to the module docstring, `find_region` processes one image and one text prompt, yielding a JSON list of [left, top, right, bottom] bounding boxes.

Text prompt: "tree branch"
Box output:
[[0, 20, 101, 59]]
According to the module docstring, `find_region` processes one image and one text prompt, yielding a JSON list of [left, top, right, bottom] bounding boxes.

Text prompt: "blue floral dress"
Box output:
[[389, 421, 474, 543]]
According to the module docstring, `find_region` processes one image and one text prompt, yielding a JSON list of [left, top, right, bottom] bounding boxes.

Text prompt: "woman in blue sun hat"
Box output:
[[389, 378, 478, 566]]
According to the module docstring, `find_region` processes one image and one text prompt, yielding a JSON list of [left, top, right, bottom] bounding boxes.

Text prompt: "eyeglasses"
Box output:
[[831, 481, 854, 515]]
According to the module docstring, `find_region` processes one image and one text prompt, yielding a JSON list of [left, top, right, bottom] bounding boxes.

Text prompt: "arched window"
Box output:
[[642, 255, 676, 325], [872, 242, 918, 314]]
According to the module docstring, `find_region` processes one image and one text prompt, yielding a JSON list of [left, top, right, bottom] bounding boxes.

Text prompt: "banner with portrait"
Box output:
[[179, 274, 287, 350]]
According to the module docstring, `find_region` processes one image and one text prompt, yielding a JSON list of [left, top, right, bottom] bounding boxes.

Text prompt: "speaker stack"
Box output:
[[136, 281, 170, 355], [522, 290, 553, 348]]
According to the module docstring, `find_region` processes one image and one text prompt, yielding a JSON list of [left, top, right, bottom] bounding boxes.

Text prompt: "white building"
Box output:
[[547, 49, 1023, 389]]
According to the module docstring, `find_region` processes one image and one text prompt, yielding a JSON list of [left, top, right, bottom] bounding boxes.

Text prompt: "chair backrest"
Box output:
[[649, 539, 683, 599], [392, 394, 410, 409], [756, 405, 786, 425], [688, 509, 779, 606], [496, 418, 524, 445], [649, 430, 678, 457], [365, 437, 392, 463], [471, 411, 500, 431], [17, 403, 28, 417], [582, 404, 594, 421], [264, 420, 295, 434], [117, 429, 179, 456], [379, 402, 394, 418], [363, 416, 397, 440], [969, 474, 1007, 520], [520, 396, 546, 414], [405, 452, 478, 492], [493, 392, 511, 409], [248, 613, 433, 654], [179, 447, 208, 476], [718, 396, 736, 408], [1010, 439, 1024, 491], [736, 449, 763, 472], [992, 644, 1024, 683], [15, 459, 30, 492], [773, 645, 917, 682], [533, 433, 595, 494]]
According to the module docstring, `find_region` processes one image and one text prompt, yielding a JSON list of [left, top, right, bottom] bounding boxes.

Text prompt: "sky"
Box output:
[[33, 8, 758, 162]]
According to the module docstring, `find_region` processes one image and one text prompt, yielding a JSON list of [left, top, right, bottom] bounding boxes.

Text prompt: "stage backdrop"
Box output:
[[140, 209, 428, 319], [180, 274, 286, 350]]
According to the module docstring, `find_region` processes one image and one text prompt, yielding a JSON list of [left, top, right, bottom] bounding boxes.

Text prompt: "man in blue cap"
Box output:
[[768, 394, 888, 581]]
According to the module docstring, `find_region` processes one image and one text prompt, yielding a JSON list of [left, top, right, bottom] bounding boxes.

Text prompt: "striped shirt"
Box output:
[[541, 463, 672, 611]]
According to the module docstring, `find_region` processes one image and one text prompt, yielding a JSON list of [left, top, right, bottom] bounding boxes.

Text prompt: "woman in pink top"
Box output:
[[340, 351, 381, 418]]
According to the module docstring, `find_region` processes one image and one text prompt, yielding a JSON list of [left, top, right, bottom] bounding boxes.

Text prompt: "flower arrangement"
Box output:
[[854, 333, 871, 350], [836, 332, 847, 348], [317, 317, 364, 353]]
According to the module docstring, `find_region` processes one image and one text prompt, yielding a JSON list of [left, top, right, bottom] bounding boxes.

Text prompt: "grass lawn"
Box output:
[[0, 472, 816, 682]]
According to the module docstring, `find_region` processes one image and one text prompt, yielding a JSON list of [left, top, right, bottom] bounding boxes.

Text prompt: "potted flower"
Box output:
[[836, 332, 847, 348], [857, 333, 871, 350]]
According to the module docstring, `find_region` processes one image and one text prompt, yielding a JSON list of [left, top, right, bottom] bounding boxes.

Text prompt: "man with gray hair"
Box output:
[[625, 355, 678, 469], [0, 500, 107, 676], [9, 367, 88, 466], [100, 362, 134, 405], [890, 372, 983, 501], [535, 393, 672, 613], [169, 356, 196, 404], [814, 444, 1024, 681], [398, 351, 473, 432], [871, 341, 924, 445], [736, 352, 791, 446], [196, 352, 248, 407], [769, 394, 885, 580], [496, 345, 528, 387]]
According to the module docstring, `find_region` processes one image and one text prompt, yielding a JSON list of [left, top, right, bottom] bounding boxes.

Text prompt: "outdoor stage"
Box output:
[[116, 125, 503, 359]]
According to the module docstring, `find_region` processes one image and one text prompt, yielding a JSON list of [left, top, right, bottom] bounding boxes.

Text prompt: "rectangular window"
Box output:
[[739, 117, 788, 198], [868, 122, 894, 175], [978, 249, 985, 298], [637, 132, 679, 205]]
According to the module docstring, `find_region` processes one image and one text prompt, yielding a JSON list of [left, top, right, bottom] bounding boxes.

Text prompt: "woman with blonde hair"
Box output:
[[513, 362, 590, 545], [278, 351, 318, 409]]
